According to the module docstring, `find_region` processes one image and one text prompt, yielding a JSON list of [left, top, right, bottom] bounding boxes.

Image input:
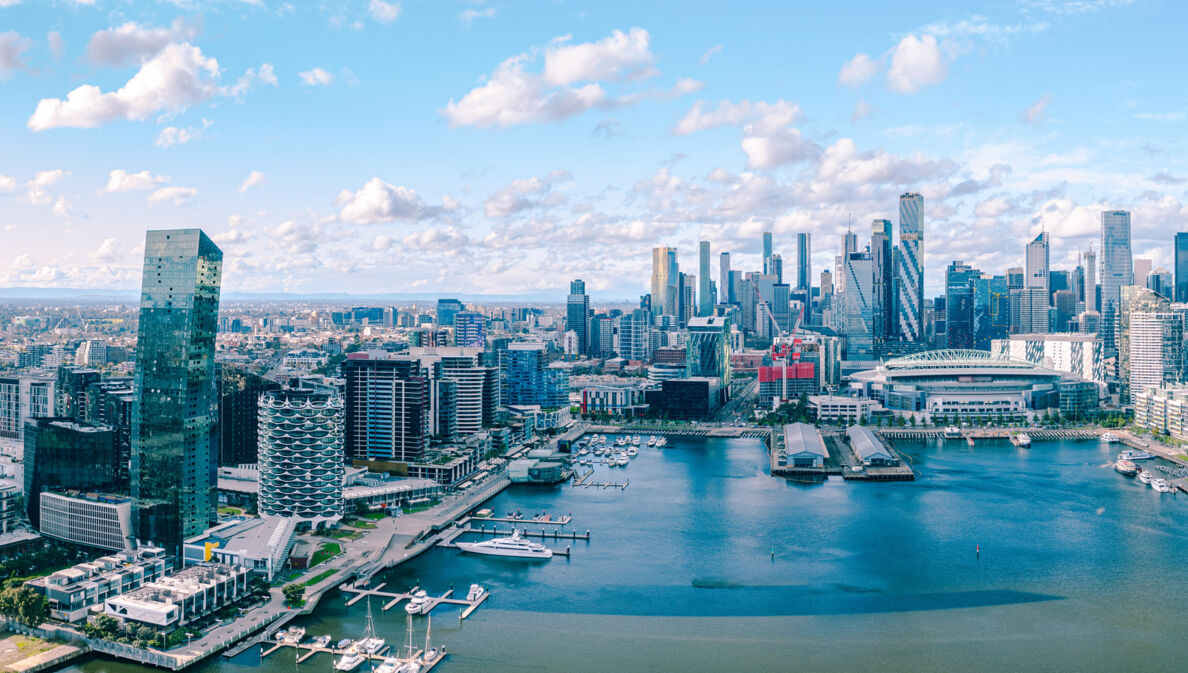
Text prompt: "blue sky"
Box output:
[[0, 0, 1185, 299]]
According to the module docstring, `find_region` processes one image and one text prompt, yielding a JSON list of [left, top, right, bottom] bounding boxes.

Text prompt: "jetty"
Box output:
[[340, 585, 491, 618], [258, 640, 448, 672]]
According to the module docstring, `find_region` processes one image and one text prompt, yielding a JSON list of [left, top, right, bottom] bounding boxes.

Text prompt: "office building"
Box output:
[[896, 192, 924, 342], [762, 231, 773, 275], [1176, 234, 1188, 303], [720, 252, 732, 303], [258, 389, 345, 529], [1080, 247, 1097, 313], [39, 491, 133, 551], [945, 261, 979, 349], [342, 355, 430, 463], [131, 229, 223, 555], [454, 311, 485, 348], [1147, 267, 1173, 299], [566, 279, 591, 356], [651, 247, 678, 317], [1100, 210, 1133, 352], [217, 367, 280, 466], [1026, 232, 1050, 291], [844, 250, 875, 359], [1011, 288, 1051, 334], [871, 219, 894, 341], [55, 367, 100, 421], [436, 298, 465, 327], [796, 232, 811, 293], [500, 343, 568, 409], [686, 316, 732, 386], [24, 418, 118, 529], [699, 241, 713, 317]]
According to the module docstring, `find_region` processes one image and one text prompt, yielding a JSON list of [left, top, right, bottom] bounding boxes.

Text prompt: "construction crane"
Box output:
[[755, 286, 806, 403]]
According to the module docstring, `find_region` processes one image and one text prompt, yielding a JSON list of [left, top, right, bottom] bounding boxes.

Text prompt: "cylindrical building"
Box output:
[[257, 388, 345, 529]]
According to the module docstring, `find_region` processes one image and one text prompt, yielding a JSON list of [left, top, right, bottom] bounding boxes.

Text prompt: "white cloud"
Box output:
[[483, 171, 571, 218], [674, 99, 801, 135], [838, 53, 879, 88], [369, 0, 401, 23], [52, 197, 70, 217], [0, 174, 16, 193], [25, 170, 67, 205], [335, 177, 432, 224], [94, 238, 120, 262], [817, 138, 954, 185], [239, 170, 265, 193], [444, 28, 680, 128], [851, 100, 872, 123], [700, 45, 723, 65], [886, 34, 947, 94], [459, 7, 495, 27], [105, 169, 168, 192], [84, 18, 199, 67], [299, 67, 335, 86], [148, 186, 197, 204], [28, 43, 274, 131], [0, 31, 32, 77], [155, 120, 209, 147], [47, 31, 64, 60], [1021, 93, 1052, 124]]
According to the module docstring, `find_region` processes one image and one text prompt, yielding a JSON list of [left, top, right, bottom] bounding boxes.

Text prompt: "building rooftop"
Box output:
[[847, 425, 891, 461], [783, 423, 827, 457]]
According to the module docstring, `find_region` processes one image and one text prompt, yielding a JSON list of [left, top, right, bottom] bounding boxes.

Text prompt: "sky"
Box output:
[[0, 0, 1186, 300]]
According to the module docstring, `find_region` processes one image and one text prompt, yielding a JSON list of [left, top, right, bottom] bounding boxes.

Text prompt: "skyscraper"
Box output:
[[1025, 232, 1050, 291], [844, 250, 875, 359], [719, 252, 731, 303], [762, 231, 773, 275], [453, 311, 486, 347], [1175, 234, 1188, 303], [796, 232, 811, 292], [258, 389, 345, 529], [1081, 247, 1097, 312], [896, 193, 924, 343], [131, 229, 223, 554], [342, 355, 430, 462], [870, 219, 894, 342], [566, 279, 590, 356], [1100, 210, 1133, 353], [436, 298, 465, 327], [698, 241, 713, 317], [769, 254, 783, 285], [651, 247, 677, 317], [945, 261, 979, 348]]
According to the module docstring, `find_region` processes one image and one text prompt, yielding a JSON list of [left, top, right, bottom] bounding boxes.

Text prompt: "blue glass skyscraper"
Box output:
[[896, 193, 924, 342], [1100, 210, 1133, 353], [131, 229, 222, 555]]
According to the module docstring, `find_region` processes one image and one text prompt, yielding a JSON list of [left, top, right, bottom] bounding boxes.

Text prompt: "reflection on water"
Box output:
[[64, 436, 1188, 673]]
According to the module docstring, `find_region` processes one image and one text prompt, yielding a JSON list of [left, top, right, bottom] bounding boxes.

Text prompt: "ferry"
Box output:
[[1114, 458, 1138, 476], [1010, 433, 1031, 448], [1138, 469, 1153, 485], [455, 529, 554, 559], [1152, 478, 1175, 493], [404, 589, 429, 615], [1100, 431, 1121, 443], [1119, 449, 1155, 461], [943, 426, 961, 439]]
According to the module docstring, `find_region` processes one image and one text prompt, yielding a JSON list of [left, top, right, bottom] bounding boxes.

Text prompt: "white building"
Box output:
[[281, 349, 328, 369], [808, 395, 886, 424], [39, 491, 133, 551], [105, 564, 250, 629], [1128, 312, 1184, 404], [0, 376, 55, 441], [27, 547, 168, 623], [182, 516, 297, 581], [1134, 384, 1188, 439], [991, 333, 1106, 386], [846, 425, 896, 466]]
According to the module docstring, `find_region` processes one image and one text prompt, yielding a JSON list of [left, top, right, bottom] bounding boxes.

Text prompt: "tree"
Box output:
[[0, 585, 50, 626], [282, 583, 305, 607]]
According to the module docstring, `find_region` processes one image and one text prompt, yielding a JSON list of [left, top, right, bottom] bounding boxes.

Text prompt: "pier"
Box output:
[[435, 526, 579, 557], [340, 585, 491, 618], [258, 639, 448, 672]]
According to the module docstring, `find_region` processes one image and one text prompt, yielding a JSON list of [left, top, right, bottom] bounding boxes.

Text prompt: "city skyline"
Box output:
[[1, 1, 1187, 299]]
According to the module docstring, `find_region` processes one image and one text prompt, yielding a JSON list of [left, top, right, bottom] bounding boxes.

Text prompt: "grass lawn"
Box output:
[[360, 511, 388, 520], [302, 569, 338, 587], [345, 519, 376, 529], [217, 506, 244, 516], [309, 542, 342, 567], [325, 529, 362, 540]]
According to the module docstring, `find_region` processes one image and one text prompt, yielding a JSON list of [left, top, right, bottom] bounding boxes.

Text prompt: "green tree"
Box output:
[[282, 583, 305, 607], [0, 585, 50, 626]]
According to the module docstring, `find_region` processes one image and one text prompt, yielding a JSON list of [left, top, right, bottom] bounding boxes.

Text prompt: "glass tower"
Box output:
[[1175, 233, 1188, 302], [1100, 210, 1133, 353], [796, 232, 812, 292], [131, 229, 222, 555], [896, 193, 924, 342], [698, 241, 713, 317]]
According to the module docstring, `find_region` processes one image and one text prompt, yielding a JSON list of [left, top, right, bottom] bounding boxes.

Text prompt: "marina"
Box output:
[[340, 586, 491, 619]]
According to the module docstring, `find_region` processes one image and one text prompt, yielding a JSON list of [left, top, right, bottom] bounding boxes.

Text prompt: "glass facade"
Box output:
[[499, 344, 569, 409], [1175, 233, 1188, 303], [24, 418, 118, 528], [896, 193, 924, 342], [1100, 210, 1133, 353], [131, 229, 222, 555]]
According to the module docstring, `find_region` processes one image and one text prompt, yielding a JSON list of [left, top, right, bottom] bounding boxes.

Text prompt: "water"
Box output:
[[66, 436, 1188, 673]]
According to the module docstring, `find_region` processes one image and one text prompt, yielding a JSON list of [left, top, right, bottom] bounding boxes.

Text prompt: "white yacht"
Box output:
[[1010, 433, 1031, 448], [374, 657, 402, 673], [282, 626, 305, 644], [1120, 449, 1156, 461], [616, 453, 630, 466], [467, 584, 487, 601], [656, 436, 668, 448], [615, 437, 627, 446], [404, 589, 429, 615], [1138, 470, 1153, 485], [626, 446, 638, 457], [456, 529, 554, 559], [355, 598, 385, 655], [312, 635, 332, 649], [632, 435, 642, 445], [1152, 478, 1176, 493], [334, 646, 366, 671], [1100, 431, 1121, 443], [647, 436, 657, 447]]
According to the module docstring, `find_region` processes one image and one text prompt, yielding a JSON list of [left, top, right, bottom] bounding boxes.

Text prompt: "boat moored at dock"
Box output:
[[1010, 433, 1031, 448], [1115, 458, 1138, 476], [1101, 431, 1120, 443], [456, 529, 554, 559], [1119, 449, 1155, 461]]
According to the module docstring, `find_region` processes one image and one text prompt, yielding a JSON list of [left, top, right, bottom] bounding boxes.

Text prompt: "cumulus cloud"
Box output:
[[155, 121, 207, 147], [299, 67, 334, 86], [369, 0, 401, 23], [25, 170, 67, 205], [443, 28, 685, 128], [148, 186, 197, 204], [335, 177, 433, 224], [483, 170, 571, 218], [817, 138, 955, 185], [28, 43, 274, 131], [459, 7, 495, 26], [0, 31, 32, 77], [52, 197, 71, 217], [84, 18, 200, 67], [1021, 93, 1052, 124], [838, 53, 879, 88], [675, 99, 816, 170], [886, 34, 947, 93], [239, 170, 265, 193], [0, 173, 16, 193], [105, 169, 168, 192]]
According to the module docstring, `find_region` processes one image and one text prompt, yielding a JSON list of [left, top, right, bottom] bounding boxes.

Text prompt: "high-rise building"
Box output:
[[131, 229, 222, 555], [698, 241, 713, 317], [436, 298, 465, 327], [619, 309, 653, 362], [1081, 247, 1097, 312], [55, 367, 100, 421], [1175, 233, 1188, 303], [342, 355, 430, 463], [871, 219, 894, 342], [1134, 258, 1153, 287], [1117, 286, 1174, 402], [1026, 232, 1050, 291], [719, 252, 732, 303], [844, 250, 875, 359], [796, 232, 811, 292], [0, 376, 55, 440], [945, 261, 979, 349], [24, 418, 118, 529], [1147, 267, 1173, 299], [686, 316, 732, 386], [651, 247, 678, 317], [258, 389, 345, 529], [896, 193, 924, 343], [769, 254, 783, 285], [453, 311, 485, 348], [566, 279, 590, 356], [499, 343, 568, 408], [217, 366, 280, 466], [762, 232, 773, 275], [1128, 311, 1184, 404], [1100, 210, 1133, 353]]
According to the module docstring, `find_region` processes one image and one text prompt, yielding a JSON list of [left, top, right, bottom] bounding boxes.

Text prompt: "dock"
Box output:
[[340, 584, 492, 618], [466, 515, 572, 526], [573, 478, 629, 490], [258, 639, 449, 671], [436, 527, 577, 557]]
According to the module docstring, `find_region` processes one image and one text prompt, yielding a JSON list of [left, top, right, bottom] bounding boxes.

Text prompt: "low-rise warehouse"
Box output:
[[783, 423, 827, 468], [846, 426, 896, 466]]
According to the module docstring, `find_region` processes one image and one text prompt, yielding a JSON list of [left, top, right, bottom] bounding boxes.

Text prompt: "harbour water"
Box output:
[[65, 435, 1188, 673]]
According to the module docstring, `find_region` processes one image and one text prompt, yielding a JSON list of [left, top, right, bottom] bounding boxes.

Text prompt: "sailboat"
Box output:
[[421, 615, 438, 664], [395, 613, 421, 673], [356, 598, 386, 655]]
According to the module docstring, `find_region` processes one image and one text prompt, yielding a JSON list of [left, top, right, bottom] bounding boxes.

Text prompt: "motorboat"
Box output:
[[647, 436, 657, 446], [615, 437, 627, 446], [1119, 449, 1155, 461], [632, 435, 642, 445], [312, 635, 332, 648], [1010, 433, 1031, 448], [1114, 458, 1138, 476], [626, 447, 638, 457], [357, 636, 385, 655], [616, 454, 630, 466], [282, 626, 305, 644], [334, 646, 366, 671], [404, 590, 429, 615], [943, 426, 961, 439], [273, 629, 288, 642], [456, 529, 554, 559], [656, 437, 668, 447], [467, 584, 487, 601], [1138, 470, 1153, 485], [374, 657, 402, 673], [1152, 478, 1175, 493], [336, 639, 353, 650], [1100, 432, 1120, 443]]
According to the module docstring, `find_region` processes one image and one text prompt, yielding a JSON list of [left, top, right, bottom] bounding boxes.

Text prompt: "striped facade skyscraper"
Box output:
[[895, 193, 924, 342], [698, 241, 713, 316]]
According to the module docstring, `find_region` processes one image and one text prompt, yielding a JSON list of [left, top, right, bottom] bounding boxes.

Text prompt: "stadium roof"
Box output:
[[883, 349, 1043, 371]]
